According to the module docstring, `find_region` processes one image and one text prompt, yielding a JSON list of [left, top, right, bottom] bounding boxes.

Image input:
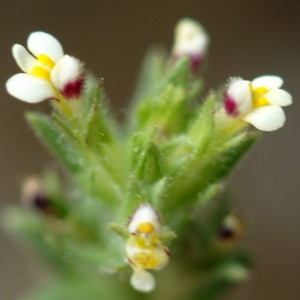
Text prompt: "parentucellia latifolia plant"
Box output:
[[3, 18, 292, 300]]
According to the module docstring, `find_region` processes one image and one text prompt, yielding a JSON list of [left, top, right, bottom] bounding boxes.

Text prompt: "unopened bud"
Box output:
[[217, 213, 245, 248], [21, 176, 51, 214], [172, 18, 209, 73]]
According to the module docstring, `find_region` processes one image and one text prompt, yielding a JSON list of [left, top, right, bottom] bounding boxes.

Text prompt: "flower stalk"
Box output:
[[3, 18, 292, 300]]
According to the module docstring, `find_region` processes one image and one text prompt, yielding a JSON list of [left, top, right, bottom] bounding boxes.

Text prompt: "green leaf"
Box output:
[[135, 84, 191, 136], [128, 126, 158, 171], [135, 141, 163, 185], [159, 55, 190, 90], [150, 176, 170, 208], [189, 277, 232, 300], [202, 131, 261, 185], [2, 208, 72, 271], [84, 103, 113, 153], [162, 131, 260, 212], [187, 94, 215, 153], [22, 275, 139, 300], [51, 112, 80, 143], [42, 170, 69, 219], [26, 112, 82, 173], [193, 196, 231, 249], [131, 46, 167, 105], [81, 73, 103, 112], [133, 56, 200, 136], [109, 222, 129, 239]]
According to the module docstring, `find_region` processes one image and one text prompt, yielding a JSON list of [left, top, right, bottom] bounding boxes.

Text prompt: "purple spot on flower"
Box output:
[[61, 77, 84, 99], [172, 54, 203, 74], [218, 226, 235, 240], [224, 93, 239, 117], [189, 54, 202, 74], [33, 193, 50, 211]]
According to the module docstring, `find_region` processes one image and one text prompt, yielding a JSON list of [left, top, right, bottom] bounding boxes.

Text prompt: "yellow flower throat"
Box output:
[[127, 222, 168, 269], [250, 84, 269, 108], [31, 54, 55, 81]]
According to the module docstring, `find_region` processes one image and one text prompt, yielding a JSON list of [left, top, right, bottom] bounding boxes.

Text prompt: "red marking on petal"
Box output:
[[164, 248, 171, 257], [173, 54, 203, 74], [126, 255, 136, 267], [189, 54, 202, 73], [224, 93, 239, 117], [61, 77, 83, 99]]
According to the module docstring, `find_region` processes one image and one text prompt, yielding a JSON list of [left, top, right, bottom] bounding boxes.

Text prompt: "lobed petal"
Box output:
[[130, 269, 156, 293], [226, 78, 252, 115], [252, 75, 283, 90], [50, 55, 82, 90], [173, 18, 209, 56], [264, 89, 292, 107], [128, 204, 160, 234], [12, 44, 39, 73], [27, 31, 64, 63], [6, 73, 55, 103], [243, 105, 286, 131]]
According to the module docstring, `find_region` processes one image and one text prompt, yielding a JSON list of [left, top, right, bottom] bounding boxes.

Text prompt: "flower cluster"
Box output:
[[126, 204, 169, 292], [6, 31, 83, 103], [4, 23, 294, 298], [223, 76, 292, 131]]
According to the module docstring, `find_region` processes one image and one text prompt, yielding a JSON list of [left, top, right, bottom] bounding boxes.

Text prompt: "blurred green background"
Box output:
[[1, 0, 300, 299]]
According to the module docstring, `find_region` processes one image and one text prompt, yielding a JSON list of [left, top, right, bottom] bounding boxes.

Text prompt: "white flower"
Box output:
[[224, 75, 292, 131], [6, 31, 83, 103], [126, 204, 169, 292], [128, 203, 160, 235], [130, 268, 156, 293], [172, 18, 209, 72]]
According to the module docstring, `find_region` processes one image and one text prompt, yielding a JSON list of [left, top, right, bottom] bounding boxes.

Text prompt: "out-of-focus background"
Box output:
[[1, 1, 300, 299]]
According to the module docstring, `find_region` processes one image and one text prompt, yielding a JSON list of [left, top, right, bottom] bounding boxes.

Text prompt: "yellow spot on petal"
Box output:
[[137, 252, 158, 268], [138, 222, 153, 234], [136, 232, 157, 247], [253, 86, 268, 96], [37, 54, 55, 69], [126, 234, 169, 270], [252, 97, 269, 108], [32, 66, 51, 81]]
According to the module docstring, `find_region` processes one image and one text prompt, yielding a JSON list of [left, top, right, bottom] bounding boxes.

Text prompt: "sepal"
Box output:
[[26, 112, 82, 173], [131, 46, 167, 105]]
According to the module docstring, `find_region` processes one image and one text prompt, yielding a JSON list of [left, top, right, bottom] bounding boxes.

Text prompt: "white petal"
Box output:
[[12, 44, 39, 72], [128, 204, 160, 234], [6, 73, 55, 103], [173, 18, 209, 56], [130, 269, 155, 293], [251, 75, 283, 90], [226, 78, 252, 115], [264, 89, 292, 106], [27, 31, 64, 62], [50, 55, 82, 90], [243, 105, 286, 131]]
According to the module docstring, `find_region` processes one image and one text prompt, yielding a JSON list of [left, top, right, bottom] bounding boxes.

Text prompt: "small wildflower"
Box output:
[[172, 18, 209, 72], [6, 31, 83, 103], [126, 204, 169, 292], [224, 75, 292, 131], [217, 213, 245, 248], [21, 176, 51, 214]]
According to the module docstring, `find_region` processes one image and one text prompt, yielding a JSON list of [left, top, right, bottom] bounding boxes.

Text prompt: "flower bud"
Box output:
[[217, 213, 245, 248], [172, 18, 209, 73], [126, 204, 169, 292], [21, 176, 51, 214]]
